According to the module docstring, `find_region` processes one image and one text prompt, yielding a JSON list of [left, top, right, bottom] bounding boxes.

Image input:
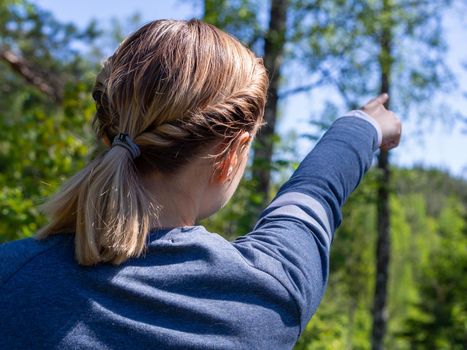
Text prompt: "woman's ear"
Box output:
[[212, 131, 251, 184], [214, 151, 236, 184], [236, 131, 252, 155]]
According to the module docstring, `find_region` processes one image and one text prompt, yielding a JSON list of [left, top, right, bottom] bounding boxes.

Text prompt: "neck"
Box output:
[[141, 170, 204, 229]]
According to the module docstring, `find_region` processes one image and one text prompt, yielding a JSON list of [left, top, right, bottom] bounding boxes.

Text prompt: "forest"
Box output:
[[0, 0, 466, 349]]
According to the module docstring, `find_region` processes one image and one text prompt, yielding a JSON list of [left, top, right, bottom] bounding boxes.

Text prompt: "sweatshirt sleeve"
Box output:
[[231, 114, 380, 335]]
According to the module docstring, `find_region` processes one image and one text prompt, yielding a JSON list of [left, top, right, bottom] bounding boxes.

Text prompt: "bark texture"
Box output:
[[251, 0, 289, 210], [371, 1, 393, 348]]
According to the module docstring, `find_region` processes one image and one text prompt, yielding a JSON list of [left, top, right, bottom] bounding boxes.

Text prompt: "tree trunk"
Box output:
[[372, 148, 391, 350], [371, 2, 393, 348], [251, 0, 288, 211]]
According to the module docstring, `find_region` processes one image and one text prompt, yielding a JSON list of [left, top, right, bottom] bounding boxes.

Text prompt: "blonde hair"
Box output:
[[36, 19, 268, 266]]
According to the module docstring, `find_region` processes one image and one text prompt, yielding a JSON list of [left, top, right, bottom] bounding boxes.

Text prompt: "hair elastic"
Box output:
[[111, 133, 141, 159]]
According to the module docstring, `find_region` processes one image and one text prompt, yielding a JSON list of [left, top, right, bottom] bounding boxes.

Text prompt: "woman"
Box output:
[[0, 19, 401, 349]]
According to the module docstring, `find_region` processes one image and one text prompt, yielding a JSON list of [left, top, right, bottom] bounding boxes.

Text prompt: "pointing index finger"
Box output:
[[366, 93, 389, 108]]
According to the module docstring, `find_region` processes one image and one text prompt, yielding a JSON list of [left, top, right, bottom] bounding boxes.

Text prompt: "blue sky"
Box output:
[[34, 0, 467, 179]]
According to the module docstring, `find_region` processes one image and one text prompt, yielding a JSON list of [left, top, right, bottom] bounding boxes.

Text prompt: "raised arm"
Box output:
[[232, 94, 401, 334]]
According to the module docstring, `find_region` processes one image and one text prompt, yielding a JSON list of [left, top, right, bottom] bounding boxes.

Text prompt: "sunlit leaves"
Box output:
[[0, 0, 97, 241]]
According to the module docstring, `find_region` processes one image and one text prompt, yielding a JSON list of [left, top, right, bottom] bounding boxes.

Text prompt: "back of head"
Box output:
[[36, 19, 269, 265]]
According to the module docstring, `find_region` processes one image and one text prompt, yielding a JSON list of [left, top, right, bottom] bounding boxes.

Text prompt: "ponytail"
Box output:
[[37, 145, 158, 265]]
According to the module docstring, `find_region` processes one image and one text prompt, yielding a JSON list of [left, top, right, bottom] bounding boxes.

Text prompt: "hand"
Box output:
[[360, 94, 402, 151]]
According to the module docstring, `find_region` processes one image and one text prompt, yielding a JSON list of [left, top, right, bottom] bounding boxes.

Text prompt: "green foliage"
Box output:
[[400, 197, 467, 349], [1, 2, 466, 350], [0, 1, 98, 241], [298, 0, 456, 119], [202, 0, 264, 49], [295, 168, 467, 349], [0, 79, 95, 241]]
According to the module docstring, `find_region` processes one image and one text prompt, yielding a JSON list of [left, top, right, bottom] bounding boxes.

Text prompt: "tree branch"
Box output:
[[278, 76, 326, 98], [0, 49, 63, 103]]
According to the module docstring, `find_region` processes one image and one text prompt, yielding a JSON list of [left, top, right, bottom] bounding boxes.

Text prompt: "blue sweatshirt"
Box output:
[[0, 113, 381, 350]]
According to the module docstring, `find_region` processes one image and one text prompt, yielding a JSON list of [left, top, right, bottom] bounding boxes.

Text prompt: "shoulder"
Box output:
[[0, 234, 68, 286], [147, 225, 239, 264]]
